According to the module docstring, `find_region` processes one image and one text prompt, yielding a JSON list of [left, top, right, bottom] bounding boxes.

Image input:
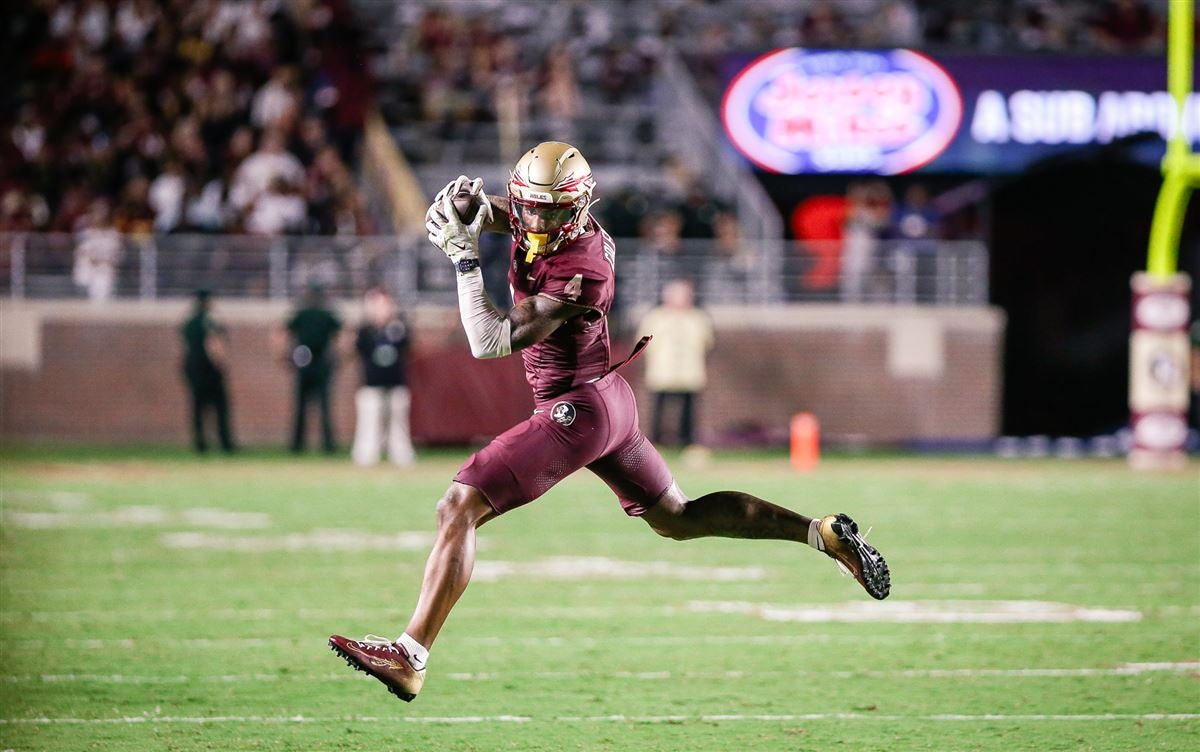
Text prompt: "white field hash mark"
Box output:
[[687, 600, 1143, 623], [1, 713, 1198, 725], [5, 507, 270, 529], [3, 662, 1196, 685], [160, 530, 432, 552], [470, 557, 765, 582]]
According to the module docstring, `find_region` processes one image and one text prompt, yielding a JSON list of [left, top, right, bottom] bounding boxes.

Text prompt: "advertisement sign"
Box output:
[[721, 50, 1200, 174], [722, 48, 962, 174]]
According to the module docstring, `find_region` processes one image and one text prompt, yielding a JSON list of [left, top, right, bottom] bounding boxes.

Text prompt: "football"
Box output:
[[451, 190, 483, 223]]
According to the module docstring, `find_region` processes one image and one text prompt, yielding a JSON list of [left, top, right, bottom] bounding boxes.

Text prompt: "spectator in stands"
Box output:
[[638, 279, 714, 449], [892, 183, 940, 242], [181, 288, 236, 454], [840, 180, 894, 303], [1091, 0, 1162, 52], [351, 288, 416, 467], [0, 189, 42, 232], [537, 43, 582, 141], [231, 130, 306, 218], [889, 183, 941, 303], [597, 186, 650, 239], [114, 176, 155, 237], [641, 209, 705, 289], [678, 182, 724, 240], [800, 0, 850, 47], [790, 193, 850, 300], [72, 200, 121, 302], [703, 211, 752, 304], [7, 0, 373, 240], [149, 159, 187, 233], [281, 283, 342, 454], [246, 176, 307, 236], [252, 67, 301, 131], [863, 0, 922, 46]]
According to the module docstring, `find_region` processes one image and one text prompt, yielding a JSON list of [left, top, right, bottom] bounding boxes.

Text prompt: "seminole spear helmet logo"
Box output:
[[551, 401, 576, 427]]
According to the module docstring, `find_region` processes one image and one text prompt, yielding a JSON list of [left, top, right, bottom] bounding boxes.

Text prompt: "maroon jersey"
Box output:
[[509, 219, 617, 400]]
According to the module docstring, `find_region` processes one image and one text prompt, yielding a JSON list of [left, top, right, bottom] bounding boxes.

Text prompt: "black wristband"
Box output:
[[455, 257, 480, 274]]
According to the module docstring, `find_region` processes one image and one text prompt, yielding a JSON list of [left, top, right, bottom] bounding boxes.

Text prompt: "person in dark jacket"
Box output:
[[283, 283, 342, 453], [181, 288, 235, 453]]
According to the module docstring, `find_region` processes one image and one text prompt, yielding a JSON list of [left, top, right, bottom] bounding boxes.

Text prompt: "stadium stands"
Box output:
[[4, 0, 375, 237], [1, 0, 1172, 306]]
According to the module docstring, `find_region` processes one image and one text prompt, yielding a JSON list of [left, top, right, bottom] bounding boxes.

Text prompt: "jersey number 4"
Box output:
[[563, 274, 583, 301]]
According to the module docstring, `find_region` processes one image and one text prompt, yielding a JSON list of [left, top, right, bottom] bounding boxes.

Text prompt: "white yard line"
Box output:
[[0, 635, 879, 649], [4, 507, 270, 530], [1, 605, 674, 623], [6, 602, 1197, 625], [160, 530, 432, 552], [3, 663, 1196, 685], [471, 557, 766, 582], [0, 627, 1169, 649], [1, 713, 1197, 725], [686, 600, 1144, 623]]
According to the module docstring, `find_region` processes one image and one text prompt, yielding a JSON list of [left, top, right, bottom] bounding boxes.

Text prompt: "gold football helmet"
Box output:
[[507, 141, 596, 259]]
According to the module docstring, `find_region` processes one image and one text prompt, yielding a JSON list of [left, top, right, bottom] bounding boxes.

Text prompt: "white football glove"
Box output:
[[425, 175, 491, 258]]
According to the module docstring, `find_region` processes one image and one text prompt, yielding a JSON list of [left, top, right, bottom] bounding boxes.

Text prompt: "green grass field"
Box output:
[[1, 448, 1197, 751]]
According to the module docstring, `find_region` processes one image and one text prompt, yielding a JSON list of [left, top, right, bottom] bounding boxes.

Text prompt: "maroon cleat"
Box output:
[[328, 634, 425, 702]]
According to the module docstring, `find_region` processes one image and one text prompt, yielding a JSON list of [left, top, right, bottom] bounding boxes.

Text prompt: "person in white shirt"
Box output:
[[72, 201, 122, 302], [230, 130, 305, 214], [245, 177, 306, 236]]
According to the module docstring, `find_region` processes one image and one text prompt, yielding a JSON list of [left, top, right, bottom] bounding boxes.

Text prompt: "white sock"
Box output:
[[396, 632, 429, 671], [807, 518, 825, 551]]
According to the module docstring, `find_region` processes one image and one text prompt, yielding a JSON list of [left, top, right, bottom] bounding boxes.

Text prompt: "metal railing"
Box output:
[[0, 233, 988, 308]]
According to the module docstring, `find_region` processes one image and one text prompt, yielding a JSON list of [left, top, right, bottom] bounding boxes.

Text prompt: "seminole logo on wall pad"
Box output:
[[722, 48, 963, 174]]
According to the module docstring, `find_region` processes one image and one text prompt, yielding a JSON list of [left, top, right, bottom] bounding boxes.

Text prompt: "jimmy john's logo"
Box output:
[[722, 48, 963, 174], [550, 401, 576, 426]]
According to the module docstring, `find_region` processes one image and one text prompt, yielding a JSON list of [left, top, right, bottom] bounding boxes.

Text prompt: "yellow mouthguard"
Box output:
[[524, 233, 548, 263]]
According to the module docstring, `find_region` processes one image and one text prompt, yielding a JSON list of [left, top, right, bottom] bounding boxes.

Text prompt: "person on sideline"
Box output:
[[637, 278, 714, 448], [351, 288, 416, 467], [282, 283, 342, 453], [180, 288, 235, 453]]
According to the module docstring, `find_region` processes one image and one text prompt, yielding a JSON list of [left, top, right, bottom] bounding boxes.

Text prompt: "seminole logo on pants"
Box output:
[[551, 401, 576, 426]]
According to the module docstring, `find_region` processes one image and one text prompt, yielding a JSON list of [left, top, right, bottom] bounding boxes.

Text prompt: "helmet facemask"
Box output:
[[507, 191, 591, 261], [506, 141, 596, 261]]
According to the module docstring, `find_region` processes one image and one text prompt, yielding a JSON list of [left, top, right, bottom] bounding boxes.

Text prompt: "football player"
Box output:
[[329, 142, 889, 702]]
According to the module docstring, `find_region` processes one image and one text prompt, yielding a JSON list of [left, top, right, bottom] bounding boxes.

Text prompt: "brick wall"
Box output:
[[0, 300, 1003, 446]]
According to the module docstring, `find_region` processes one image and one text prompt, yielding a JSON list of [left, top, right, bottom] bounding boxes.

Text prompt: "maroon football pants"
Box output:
[[454, 372, 674, 515]]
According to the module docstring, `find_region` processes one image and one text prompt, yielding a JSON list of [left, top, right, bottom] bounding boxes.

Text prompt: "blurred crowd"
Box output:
[[376, 0, 1170, 133], [2, 0, 375, 238], [681, 0, 1171, 98], [680, 0, 1169, 54], [376, 1, 659, 130], [596, 174, 748, 305], [788, 179, 982, 302], [1, 0, 1174, 306]]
